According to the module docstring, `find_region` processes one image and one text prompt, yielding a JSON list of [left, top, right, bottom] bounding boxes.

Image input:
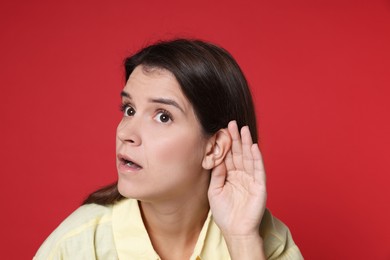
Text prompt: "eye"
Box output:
[[121, 105, 135, 117], [154, 110, 172, 123]]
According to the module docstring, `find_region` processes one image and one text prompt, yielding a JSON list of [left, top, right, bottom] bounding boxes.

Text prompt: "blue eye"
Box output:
[[154, 110, 172, 123]]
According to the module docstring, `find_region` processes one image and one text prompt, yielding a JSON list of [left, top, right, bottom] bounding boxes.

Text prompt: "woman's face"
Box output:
[[116, 65, 211, 202]]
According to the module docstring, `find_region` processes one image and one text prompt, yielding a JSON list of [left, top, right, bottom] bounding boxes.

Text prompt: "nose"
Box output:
[[116, 118, 142, 146]]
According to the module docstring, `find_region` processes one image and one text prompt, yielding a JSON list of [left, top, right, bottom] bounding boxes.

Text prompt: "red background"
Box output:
[[1, 1, 390, 259]]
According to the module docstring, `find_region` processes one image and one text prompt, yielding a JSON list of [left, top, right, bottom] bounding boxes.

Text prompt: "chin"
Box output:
[[117, 180, 135, 198], [117, 179, 152, 201]]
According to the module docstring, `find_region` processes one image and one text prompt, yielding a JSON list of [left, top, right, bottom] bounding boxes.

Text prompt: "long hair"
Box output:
[[83, 39, 258, 205]]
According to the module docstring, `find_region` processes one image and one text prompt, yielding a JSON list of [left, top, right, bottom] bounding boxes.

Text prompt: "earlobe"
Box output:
[[202, 129, 231, 170]]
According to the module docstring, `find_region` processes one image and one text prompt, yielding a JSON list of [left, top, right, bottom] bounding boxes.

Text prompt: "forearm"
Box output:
[[224, 233, 266, 260]]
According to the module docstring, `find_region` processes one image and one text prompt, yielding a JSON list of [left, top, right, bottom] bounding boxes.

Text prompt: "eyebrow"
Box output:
[[120, 91, 130, 98], [120, 91, 184, 112]]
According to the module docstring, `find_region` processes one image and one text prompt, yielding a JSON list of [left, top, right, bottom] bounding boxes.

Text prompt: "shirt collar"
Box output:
[[113, 198, 160, 259], [113, 198, 225, 260]]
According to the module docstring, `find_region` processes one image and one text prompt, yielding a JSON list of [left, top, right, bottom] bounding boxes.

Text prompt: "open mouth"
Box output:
[[120, 157, 142, 170]]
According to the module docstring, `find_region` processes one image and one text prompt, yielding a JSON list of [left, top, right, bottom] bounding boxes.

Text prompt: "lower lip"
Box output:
[[117, 161, 142, 174]]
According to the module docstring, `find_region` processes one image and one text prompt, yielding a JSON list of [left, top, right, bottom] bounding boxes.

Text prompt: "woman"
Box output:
[[34, 39, 303, 259]]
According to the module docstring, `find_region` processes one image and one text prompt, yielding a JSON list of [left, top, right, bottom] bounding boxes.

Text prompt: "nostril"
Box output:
[[126, 137, 139, 145]]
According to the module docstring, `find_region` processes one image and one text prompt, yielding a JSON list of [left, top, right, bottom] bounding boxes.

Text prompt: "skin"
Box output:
[[116, 65, 266, 260], [209, 122, 267, 259]]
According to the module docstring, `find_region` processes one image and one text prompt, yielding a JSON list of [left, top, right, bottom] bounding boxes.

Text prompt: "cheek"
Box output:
[[147, 131, 205, 169]]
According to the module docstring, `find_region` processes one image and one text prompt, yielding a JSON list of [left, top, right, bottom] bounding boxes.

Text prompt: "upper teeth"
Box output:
[[125, 160, 133, 165]]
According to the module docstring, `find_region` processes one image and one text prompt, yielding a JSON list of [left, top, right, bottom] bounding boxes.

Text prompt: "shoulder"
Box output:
[[42, 203, 113, 240], [260, 209, 303, 259], [34, 203, 115, 260]]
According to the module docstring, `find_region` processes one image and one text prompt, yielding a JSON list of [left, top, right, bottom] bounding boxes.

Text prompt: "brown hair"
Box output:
[[83, 38, 258, 205]]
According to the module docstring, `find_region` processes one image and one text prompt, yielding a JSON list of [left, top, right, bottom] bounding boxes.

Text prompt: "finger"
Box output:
[[225, 149, 235, 172], [208, 161, 227, 193], [228, 121, 244, 170], [241, 126, 254, 174], [251, 143, 266, 185]]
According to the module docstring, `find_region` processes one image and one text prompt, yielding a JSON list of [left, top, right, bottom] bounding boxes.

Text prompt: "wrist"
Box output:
[[224, 233, 266, 260]]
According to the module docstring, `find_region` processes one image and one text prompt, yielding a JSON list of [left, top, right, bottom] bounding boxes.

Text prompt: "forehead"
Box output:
[[124, 65, 190, 110], [125, 65, 178, 91]]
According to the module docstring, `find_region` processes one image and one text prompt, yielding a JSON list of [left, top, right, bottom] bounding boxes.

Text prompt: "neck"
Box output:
[[139, 181, 210, 259], [140, 192, 209, 236]]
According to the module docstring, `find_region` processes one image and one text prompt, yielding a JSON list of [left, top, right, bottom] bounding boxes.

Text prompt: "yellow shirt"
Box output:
[[34, 199, 303, 259]]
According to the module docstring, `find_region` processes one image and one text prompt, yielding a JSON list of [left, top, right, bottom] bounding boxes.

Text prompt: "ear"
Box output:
[[202, 128, 232, 170]]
